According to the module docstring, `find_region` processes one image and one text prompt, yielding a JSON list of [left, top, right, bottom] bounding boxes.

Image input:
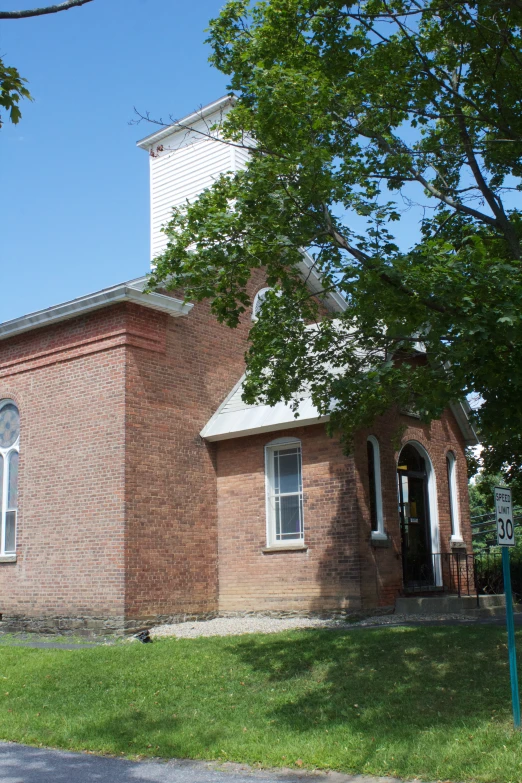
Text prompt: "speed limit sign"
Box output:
[[495, 487, 515, 546]]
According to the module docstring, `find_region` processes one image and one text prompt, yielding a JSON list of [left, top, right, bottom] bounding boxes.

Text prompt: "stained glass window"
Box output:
[[0, 403, 19, 449]]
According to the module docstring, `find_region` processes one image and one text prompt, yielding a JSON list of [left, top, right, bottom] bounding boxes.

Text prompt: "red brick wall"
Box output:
[[0, 283, 474, 629], [123, 281, 266, 624], [215, 410, 472, 614], [216, 424, 361, 614], [0, 306, 130, 630], [354, 408, 472, 608], [0, 274, 270, 631]]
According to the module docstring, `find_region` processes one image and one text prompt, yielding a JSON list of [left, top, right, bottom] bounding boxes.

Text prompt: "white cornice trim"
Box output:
[[449, 401, 480, 447], [298, 250, 348, 313], [136, 95, 236, 149], [202, 414, 330, 442], [0, 280, 193, 342]]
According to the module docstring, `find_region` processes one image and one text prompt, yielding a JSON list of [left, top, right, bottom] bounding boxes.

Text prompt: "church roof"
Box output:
[[200, 375, 327, 442], [201, 375, 479, 446], [136, 95, 235, 149], [0, 277, 192, 342]]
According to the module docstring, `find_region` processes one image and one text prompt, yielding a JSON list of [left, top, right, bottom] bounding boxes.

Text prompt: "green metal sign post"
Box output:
[[494, 486, 521, 729]]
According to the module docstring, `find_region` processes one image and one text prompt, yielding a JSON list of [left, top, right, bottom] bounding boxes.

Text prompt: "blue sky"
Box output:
[[1, 0, 228, 322]]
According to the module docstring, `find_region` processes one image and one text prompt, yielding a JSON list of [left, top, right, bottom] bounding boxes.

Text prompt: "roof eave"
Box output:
[[449, 401, 480, 447], [136, 95, 236, 150], [201, 414, 330, 442], [0, 282, 192, 342], [297, 251, 348, 313]]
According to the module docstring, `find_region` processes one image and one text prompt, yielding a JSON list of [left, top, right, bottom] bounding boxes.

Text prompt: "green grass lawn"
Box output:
[[1, 626, 522, 782]]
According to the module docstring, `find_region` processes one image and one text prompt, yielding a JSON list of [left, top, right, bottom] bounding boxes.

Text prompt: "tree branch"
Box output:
[[0, 0, 92, 19], [455, 104, 521, 259], [338, 113, 500, 228], [321, 204, 447, 315], [132, 107, 287, 160], [378, 0, 521, 142]]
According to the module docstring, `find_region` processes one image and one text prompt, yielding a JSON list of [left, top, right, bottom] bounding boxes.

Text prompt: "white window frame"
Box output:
[[367, 435, 386, 540], [0, 400, 20, 557], [265, 437, 304, 547], [252, 287, 271, 321], [446, 451, 463, 542]]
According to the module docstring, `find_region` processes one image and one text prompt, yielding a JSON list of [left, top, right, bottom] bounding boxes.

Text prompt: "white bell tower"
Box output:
[[137, 96, 249, 262]]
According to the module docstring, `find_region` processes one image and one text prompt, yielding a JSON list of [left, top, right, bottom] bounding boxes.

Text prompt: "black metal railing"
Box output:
[[471, 508, 522, 550], [471, 509, 522, 601], [403, 551, 476, 597], [474, 549, 522, 601]]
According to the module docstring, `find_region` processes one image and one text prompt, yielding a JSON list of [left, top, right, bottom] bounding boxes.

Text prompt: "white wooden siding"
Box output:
[[147, 108, 251, 261]]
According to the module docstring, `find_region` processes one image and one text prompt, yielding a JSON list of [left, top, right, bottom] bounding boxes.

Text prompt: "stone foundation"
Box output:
[[0, 612, 220, 636], [0, 608, 397, 636], [0, 615, 127, 636]]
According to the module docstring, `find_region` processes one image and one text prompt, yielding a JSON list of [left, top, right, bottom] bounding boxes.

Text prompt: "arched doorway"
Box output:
[[397, 443, 440, 589]]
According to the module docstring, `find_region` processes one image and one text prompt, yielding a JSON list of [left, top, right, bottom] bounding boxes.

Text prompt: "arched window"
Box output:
[[446, 451, 462, 541], [367, 436, 385, 538], [265, 437, 304, 547], [0, 401, 20, 556], [252, 288, 271, 321]]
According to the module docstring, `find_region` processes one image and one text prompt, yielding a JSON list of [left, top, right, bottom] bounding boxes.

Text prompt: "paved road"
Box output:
[[0, 743, 409, 783]]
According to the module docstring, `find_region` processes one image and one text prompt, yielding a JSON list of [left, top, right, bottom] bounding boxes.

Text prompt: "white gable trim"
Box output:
[[136, 96, 236, 150], [202, 413, 329, 442], [449, 401, 479, 447], [200, 375, 328, 442], [298, 251, 347, 313]]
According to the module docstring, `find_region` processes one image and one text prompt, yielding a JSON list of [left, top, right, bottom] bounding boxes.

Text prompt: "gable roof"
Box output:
[[201, 375, 479, 446], [200, 375, 327, 441]]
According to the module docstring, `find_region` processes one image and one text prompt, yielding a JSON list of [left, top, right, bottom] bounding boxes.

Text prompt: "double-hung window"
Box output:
[[265, 439, 304, 546], [0, 401, 20, 557]]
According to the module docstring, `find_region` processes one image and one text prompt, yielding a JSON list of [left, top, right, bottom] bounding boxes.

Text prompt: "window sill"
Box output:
[[450, 537, 466, 549], [262, 545, 308, 554], [371, 533, 391, 548], [0, 554, 16, 563]]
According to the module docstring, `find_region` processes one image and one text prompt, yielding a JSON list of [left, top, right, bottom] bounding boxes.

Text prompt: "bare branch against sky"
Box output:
[[0, 0, 93, 20]]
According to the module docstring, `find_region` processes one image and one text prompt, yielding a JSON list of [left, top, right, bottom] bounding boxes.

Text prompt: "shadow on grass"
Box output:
[[3, 626, 521, 782], [225, 625, 514, 739]]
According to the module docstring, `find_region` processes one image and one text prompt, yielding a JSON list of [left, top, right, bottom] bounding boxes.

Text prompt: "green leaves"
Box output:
[[152, 1, 522, 477], [0, 58, 31, 126]]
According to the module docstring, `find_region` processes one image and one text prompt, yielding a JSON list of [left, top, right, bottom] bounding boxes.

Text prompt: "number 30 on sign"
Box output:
[[495, 487, 515, 546]]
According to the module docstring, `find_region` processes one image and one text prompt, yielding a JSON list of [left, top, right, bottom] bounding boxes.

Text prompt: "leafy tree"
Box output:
[[0, 1, 94, 126], [0, 60, 30, 126], [150, 1, 522, 476], [469, 471, 504, 517]]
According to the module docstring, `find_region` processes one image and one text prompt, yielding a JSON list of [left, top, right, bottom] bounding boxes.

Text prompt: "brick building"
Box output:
[[0, 98, 478, 633]]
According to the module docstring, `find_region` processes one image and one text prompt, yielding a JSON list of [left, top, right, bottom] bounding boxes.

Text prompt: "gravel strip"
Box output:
[[149, 613, 477, 639]]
